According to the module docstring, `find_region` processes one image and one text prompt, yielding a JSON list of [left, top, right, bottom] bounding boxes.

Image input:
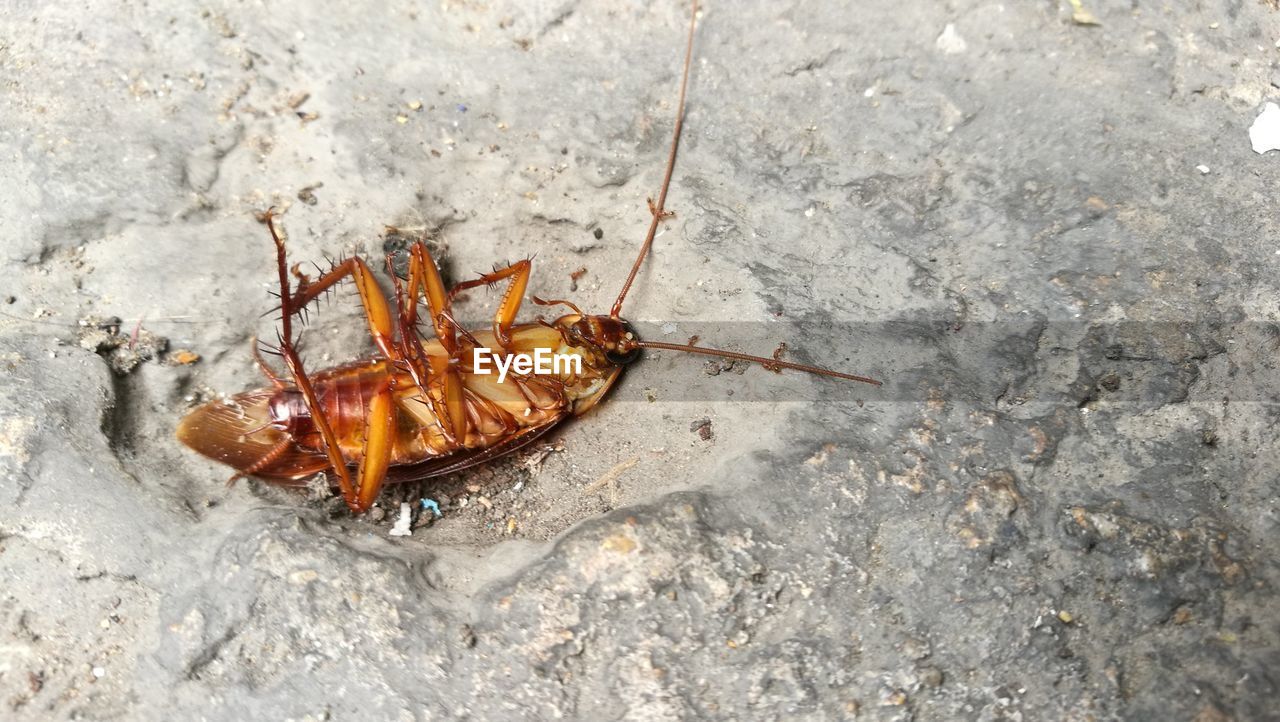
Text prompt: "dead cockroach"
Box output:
[[176, 0, 880, 514]]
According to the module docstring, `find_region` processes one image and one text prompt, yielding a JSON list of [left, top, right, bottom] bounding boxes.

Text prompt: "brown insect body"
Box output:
[[177, 0, 880, 513], [178, 319, 629, 481]]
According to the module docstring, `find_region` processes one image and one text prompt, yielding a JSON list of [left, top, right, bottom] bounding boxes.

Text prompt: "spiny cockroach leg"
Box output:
[[264, 211, 360, 508], [354, 376, 396, 511], [445, 259, 532, 351], [264, 210, 418, 513], [396, 240, 468, 444], [282, 254, 398, 360], [436, 307, 486, 349], [227, 436, 294, 486], [250, 335, 287, 388], [405, 241, 457, 354]]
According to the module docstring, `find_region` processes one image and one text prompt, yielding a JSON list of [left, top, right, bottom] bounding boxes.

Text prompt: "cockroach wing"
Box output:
[[176, 390, 329, 485]]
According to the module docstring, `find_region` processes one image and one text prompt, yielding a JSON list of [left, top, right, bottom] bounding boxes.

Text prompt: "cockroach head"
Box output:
[[556, 314, 642, 366]]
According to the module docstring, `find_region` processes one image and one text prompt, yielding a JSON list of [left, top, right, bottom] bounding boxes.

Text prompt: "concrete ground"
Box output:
[[2, 0, 1278, 718]]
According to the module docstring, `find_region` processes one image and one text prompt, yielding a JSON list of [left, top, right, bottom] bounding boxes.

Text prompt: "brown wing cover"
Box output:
[[178, 389, 570, 488], [175, 390, 329, 485]]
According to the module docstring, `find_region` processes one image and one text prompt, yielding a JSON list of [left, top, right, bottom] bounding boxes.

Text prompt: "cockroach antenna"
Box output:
[[635, 340, 882, 386], [605, 0, 879, 387], [610, 0, 699, 319]]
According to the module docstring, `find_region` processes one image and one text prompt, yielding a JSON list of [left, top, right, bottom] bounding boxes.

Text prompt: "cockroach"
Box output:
[[176, 0, 880, 514]]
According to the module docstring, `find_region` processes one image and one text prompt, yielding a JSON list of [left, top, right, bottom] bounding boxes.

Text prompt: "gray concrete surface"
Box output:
[[2, 0, 1278, 719]]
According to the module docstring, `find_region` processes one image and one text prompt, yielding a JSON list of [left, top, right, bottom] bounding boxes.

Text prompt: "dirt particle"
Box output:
[[689, 417, 713, 441], [77, 315, 169, 375], [297, 183, 323, 205], [168, 350, 200, 365], [918, 666, 944, 687], [879, 688, 907, 706]]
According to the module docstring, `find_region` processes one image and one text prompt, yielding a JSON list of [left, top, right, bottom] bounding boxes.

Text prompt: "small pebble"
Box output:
[[918, 666, 945, 687], [389, 503, 413, 536], [689, 418, 713, 441]]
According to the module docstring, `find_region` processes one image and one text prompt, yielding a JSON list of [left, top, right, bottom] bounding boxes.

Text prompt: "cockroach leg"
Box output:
[[284, 255, 398, 359], [530, 296, 585, 317], [249, 335, 287, 388], [393, 241, 470, 443], [264, 212, 360, 507], [444, 259, 532, 351], [354, 377, 396, 511], [227, 436, 294, 486]]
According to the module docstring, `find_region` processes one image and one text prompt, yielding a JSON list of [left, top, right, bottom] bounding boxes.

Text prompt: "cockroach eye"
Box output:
[[605, 347, 642, 365]]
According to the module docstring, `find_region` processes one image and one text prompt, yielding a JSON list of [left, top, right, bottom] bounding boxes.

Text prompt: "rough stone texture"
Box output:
[[2, 0, 1278, 719]]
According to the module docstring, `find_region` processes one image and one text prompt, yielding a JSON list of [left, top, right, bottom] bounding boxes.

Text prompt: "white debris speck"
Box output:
[[936, 24, 967, 55], [1248, 102, 1280, 153], [389, 502, 413, 537], [1196, 164, 1211, 174]]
